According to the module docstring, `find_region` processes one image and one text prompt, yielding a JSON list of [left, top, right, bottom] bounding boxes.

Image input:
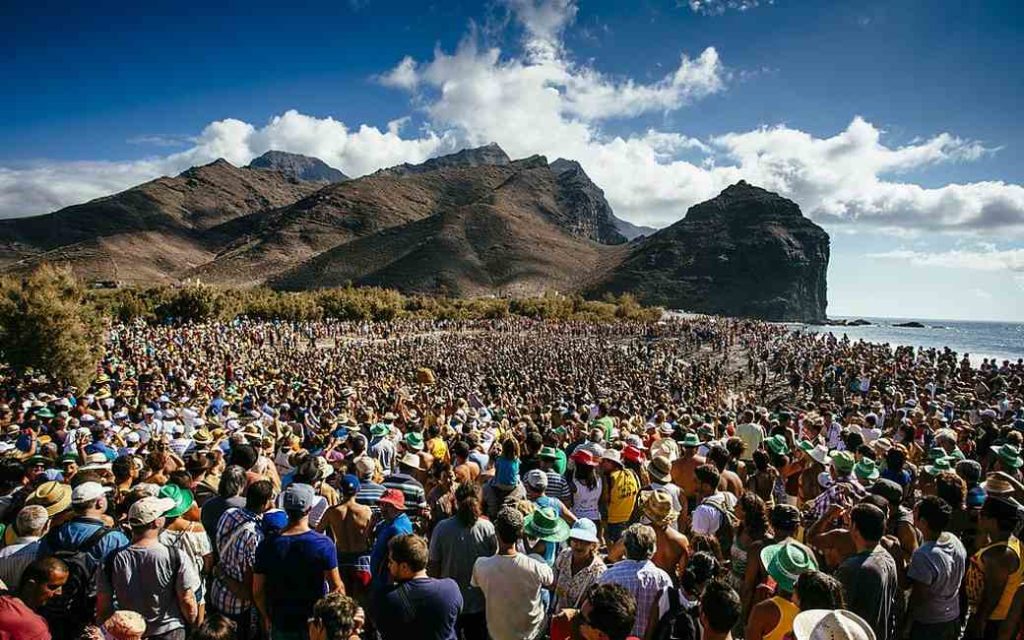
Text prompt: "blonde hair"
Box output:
[[103, 611, 147, 640]]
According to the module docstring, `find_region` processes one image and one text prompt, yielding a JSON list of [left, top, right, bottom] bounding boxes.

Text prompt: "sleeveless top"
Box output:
[[764, 596, 799, 640], [969, 535, 1023, 621], [729, 535, 749, 590], [572, 477, 602, 520]]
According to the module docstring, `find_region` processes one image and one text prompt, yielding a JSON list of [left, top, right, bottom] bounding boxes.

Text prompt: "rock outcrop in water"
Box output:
[[597, 181, 830, 321]]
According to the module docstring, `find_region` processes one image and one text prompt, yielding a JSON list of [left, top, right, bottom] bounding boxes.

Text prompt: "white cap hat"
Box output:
[[71, 481, 111, 505], [127, 497, 176, 527], [793, 610, 875, 640]]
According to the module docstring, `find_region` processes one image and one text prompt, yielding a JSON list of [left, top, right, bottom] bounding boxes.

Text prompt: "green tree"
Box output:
[[0, 265, 103, 389]]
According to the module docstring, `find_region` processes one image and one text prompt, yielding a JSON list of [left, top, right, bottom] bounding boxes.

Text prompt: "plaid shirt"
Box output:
[[209, 507, 263, 616], [808, 474, 865, 521], [598, 559, 672, 638]]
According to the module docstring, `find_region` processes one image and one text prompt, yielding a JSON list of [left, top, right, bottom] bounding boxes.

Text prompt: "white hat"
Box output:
[[144, 407, 155, 415], [524, 469, 548, 491], [793, 610, 875, 640], [808, 444, 830, 466], [126, 432, 141, 444], [80, 414, 96, 423], [80, 453, 112, 471], [71, 481, 111, 505], [127, 497, 176, 527], [398, 452, 421, 470]]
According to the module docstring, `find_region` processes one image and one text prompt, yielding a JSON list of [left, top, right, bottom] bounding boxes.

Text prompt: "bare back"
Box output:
[[671, 454, 706, 501], [321, 499, 373, 554], [652, 524, 690, 577]]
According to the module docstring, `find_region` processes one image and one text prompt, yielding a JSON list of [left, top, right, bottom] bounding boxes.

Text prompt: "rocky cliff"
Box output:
[[597, 181, 829, 321]]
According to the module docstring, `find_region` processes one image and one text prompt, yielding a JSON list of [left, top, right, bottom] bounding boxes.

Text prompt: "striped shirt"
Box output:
[[383, 473, 427, 515], [0, 537, 41, 588], [545, 471, 571, 502], [599, 559, 673, 637], [208, 507, 263, 616]]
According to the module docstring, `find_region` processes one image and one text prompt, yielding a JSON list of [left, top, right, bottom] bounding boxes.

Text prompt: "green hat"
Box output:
[[760, 540, 818, 593], [854, 458, 880, 481], [26, 455, 52, 467], [523, 506, 570, 543], [680, 432, 701, 447], [538, 446, 560, 460], [765, 435, 790, 456], [924, 457, 954, 476], [403, 432, 424, 451], [370, 423, 389, 438], [159, 484, 195, 518], [35, 408, 55, 419], [797, 439, 815, 453], [927, 447, 947, 462], [830, 451, 855, 475], [990, 444, 1023, 469], [60, 453, 80, 464]]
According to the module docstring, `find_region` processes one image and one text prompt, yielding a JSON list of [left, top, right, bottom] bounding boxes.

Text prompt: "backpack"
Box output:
[[701, 494, 739, 555], [40, 525, 115, 640], [650, 588, 701, 640]]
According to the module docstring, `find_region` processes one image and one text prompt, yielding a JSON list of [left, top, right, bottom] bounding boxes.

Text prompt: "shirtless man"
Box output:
[[707, 444, 744, 498], [451, 440, 480, 485], [318, 474, 373, 603], [610, 490, 689, 580], [671, 433, 706, 514]]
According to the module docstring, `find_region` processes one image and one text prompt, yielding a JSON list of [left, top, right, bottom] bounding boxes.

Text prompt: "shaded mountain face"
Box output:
[[247, 150, 348, 182], [596, 181, 830, 321], [0, 143, 830, 321], [614, 218, 657, 241]]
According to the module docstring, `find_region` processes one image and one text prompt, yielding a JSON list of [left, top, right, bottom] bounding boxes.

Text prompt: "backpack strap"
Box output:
[[77, 525, 114, 554]]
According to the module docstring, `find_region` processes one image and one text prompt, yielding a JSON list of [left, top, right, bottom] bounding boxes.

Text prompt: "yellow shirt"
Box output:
[[607, 469, 639, 524], [765, 596, 799, 640]]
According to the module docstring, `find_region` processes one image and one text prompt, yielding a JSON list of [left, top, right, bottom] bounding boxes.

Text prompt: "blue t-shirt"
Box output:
[[371, 577, 464, 640], [370, 514, 414, 588], [85, 441, 117, 461], [253, 530, 338, 631]]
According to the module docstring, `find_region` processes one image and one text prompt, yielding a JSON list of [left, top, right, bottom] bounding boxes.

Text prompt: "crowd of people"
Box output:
[[0, 315, 1022, 640]]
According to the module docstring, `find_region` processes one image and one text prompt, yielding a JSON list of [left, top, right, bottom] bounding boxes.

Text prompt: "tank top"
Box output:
[[764, 596, 799, 640], [572, 477, 602, 520], [971, 535, 1023, 621], [607, 469, 640, 524]]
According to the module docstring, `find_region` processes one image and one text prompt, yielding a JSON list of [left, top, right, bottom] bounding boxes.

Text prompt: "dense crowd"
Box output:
[[0, 316, 1022, 640]]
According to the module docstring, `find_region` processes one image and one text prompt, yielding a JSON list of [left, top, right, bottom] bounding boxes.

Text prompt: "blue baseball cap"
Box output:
[[339, 473, 361, 496]]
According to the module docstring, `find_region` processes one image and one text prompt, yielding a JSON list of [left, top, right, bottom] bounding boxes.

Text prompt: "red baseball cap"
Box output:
[[378, 488, 406, 510]]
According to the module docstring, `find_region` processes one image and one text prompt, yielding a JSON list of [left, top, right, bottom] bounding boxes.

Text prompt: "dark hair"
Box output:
[[494, 507, 523, 544], [111, 456, 134, 482], [981, 496, 1021, 532], [707, 445, 729, 472], [311, 593, 359, 640], [700, 580, 742, 633], [187, 613, 236, 640], [168, 470, 192, 490], [752, 449, 770, 473], [695, 464, 720, 490], [455, 482, 482, 527], [525, 431, 544, 452], [885, 447, 906, 472], [581, 583, 636, 640], [246, 479, 274, 512], [20, 557, 69, 591], [916, 495, 953, 533], [738, 492, 770, 540], [935, 471, 966, 509], [389, 534, 429, 572], [725, 437, 746, 461], [850, 503, 886, 542], [690, 534, 724, 565], [219, 465, 247, 498], [451, 440, 470, 460], [680, 551, 720, 597], [229, 444, 257, 470], [794, 571, 846, 610]]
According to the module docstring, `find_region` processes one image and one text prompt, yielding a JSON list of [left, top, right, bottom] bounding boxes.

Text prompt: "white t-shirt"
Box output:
[[472, 553, 553, 640], [735, 423, 765, 461], [691, 492, 738, 536]]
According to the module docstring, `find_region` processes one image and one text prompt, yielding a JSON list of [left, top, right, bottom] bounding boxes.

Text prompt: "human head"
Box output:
[[621, 523, 657, 561], [934, 472, 966, 510], [680, 550, 720, 598], [494, 506, 524, 546], [308, 593, 360, 640], [979, 495, 1023, 535], [455, 481, 482, 527], [793, 570, 846, 610], [694, 464, 720, 500], [229, 443, 258, 471], [102, 610, 147, 640], [281, 482, 316, 523], [15, 504, 49, 537], [849, 503, 885, 546], [578, 583, 636, 640], [387, 534, 429, 582], [245, 479, 275, 513], [219, 465, 247, 499], [699, 580, 742, 636], [914, 495, 952, 539], [111, 455, 135, 484], [18, 557, 69, 609]]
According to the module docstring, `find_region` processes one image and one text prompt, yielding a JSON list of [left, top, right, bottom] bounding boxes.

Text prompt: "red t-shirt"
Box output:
[[0, 595, 51, 640]]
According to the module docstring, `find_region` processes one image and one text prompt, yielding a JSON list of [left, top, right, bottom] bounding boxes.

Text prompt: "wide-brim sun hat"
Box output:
[[808, 444, 830, 467], [793, 609, 875, 640], [648, 455, 672, 483], [760, 540, 818, 593], [990, 443, 1023, 469], [369, 423, 389, 438], [523, 506, 570, 543], [158, 484, 195, 518], [854, 459, 880, 482], [680, 432, 701, 447], [601, 449, 623, 466], [765, 435, 790, 456]]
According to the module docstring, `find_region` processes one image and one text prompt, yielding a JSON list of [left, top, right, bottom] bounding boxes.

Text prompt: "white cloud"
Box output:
[[687, 0, 770, 16], [867, 246, 1024, 272], [1, 0, 1022, 241]]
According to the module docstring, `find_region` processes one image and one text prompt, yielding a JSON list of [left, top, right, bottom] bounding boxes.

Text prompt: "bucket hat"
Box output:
[[524, 506, 570, 543], [159, 484, 195, 518], [640, 489, 678, 527], [568, 518, 599, 543], [990, 443, 1023, 469], [760, 540, 818, 593], [648, 455, 672, 483], [369, 423, 389, 438], [854, 459, 880, 482], [765, 435, 790, 456], [830, 451, 855, 475], [571, 449, 599, 467], [793, 610, 875, 640], [538, 446, 560, 460], [807, 444, 830, 467], [403, 432, 424, 451], [924, 457, 954, 476], [680, 432, 701, 448]]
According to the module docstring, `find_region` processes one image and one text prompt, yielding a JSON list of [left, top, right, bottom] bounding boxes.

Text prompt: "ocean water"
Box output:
[[789, 317, 1024, 365]]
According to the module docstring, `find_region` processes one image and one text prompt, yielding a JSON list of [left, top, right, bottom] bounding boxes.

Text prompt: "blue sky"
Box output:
[[2, 0, 1022, 321]]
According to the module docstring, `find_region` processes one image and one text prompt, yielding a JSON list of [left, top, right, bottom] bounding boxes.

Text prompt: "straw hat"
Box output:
[[982, 472, 1017, 496], [793, 610, 875, 640], [640, 489, 678, 527], [26, 481, 72, 517], [648, 455, 672, 484]]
